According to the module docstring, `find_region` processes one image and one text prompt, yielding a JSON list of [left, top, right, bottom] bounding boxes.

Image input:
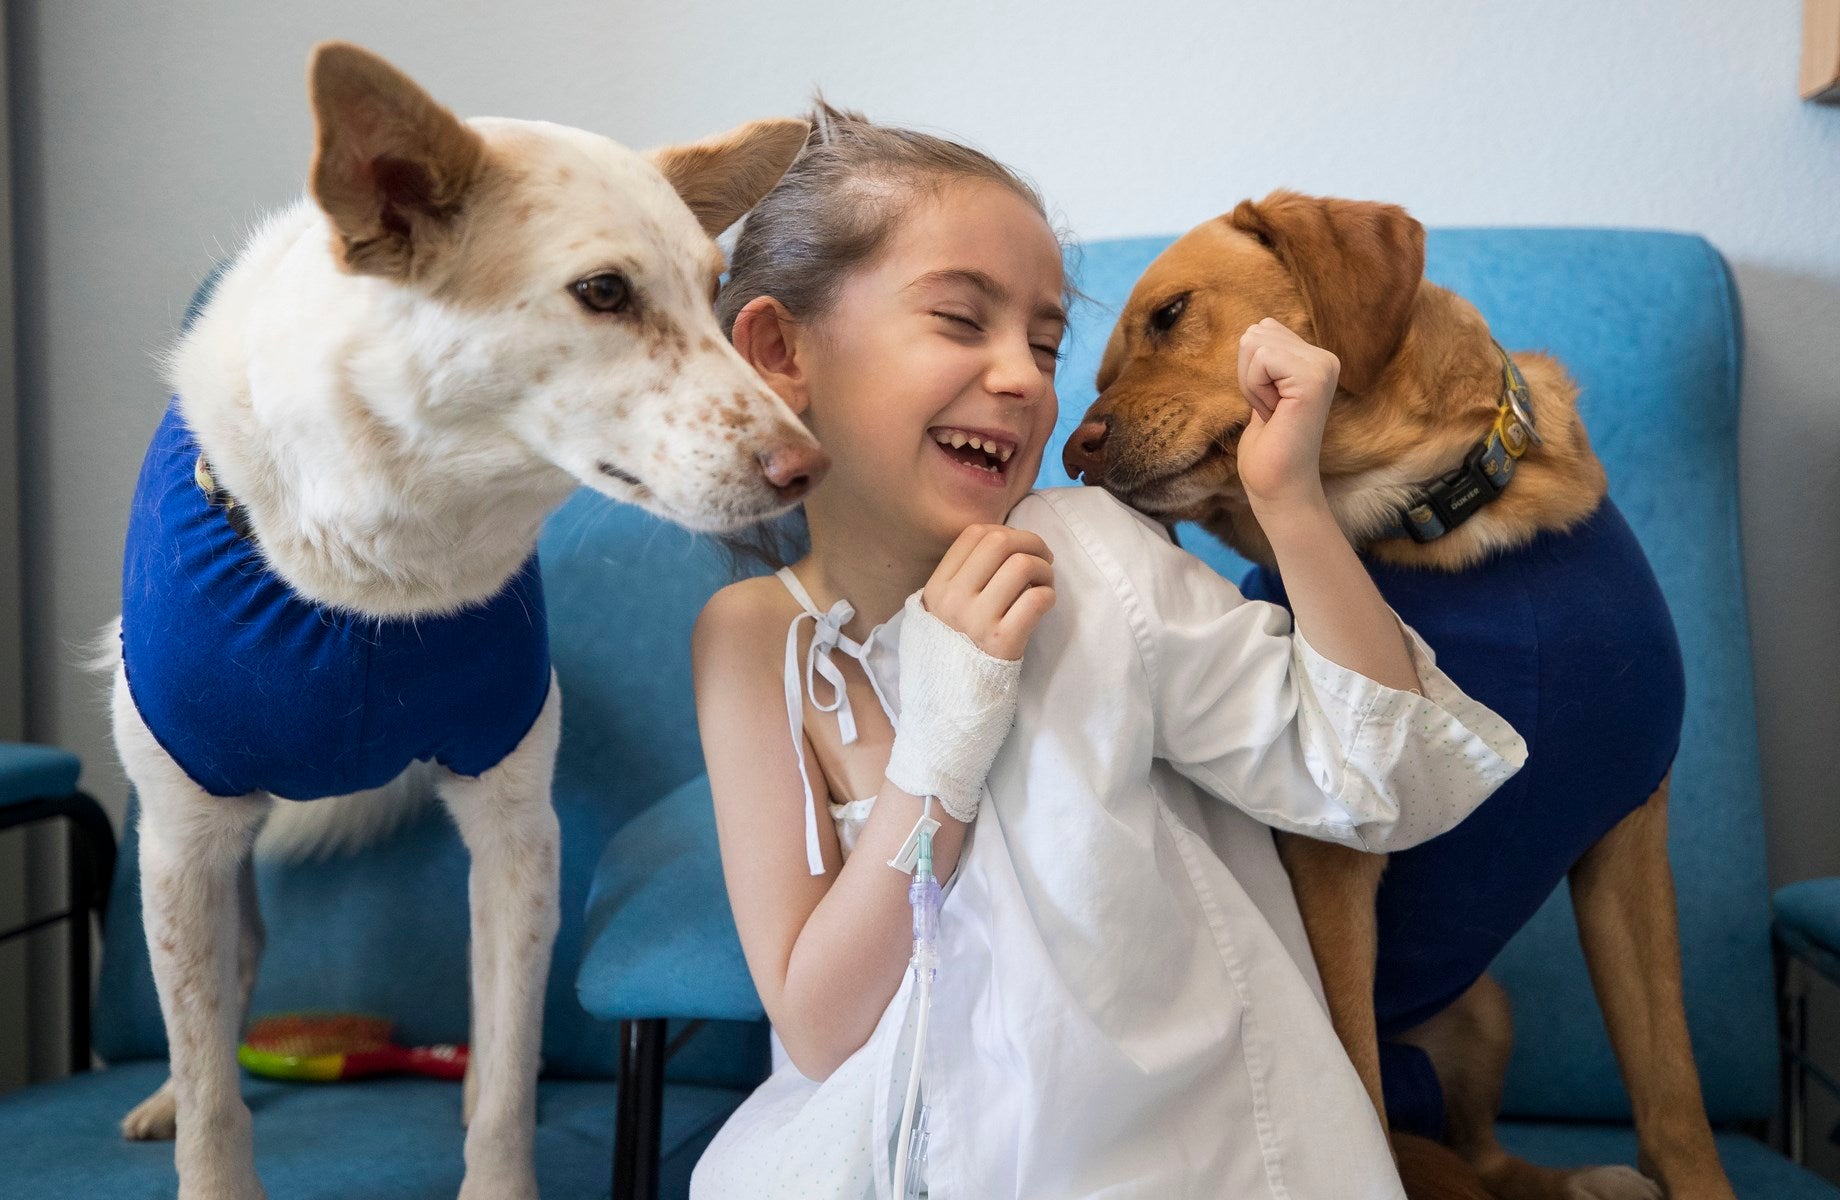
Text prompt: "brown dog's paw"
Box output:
[[1393, 1132, 1493, 1200], [1564, 1165, 1662, 1200]]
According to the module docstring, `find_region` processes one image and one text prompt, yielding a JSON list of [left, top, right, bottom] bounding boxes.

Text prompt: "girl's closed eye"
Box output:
[[933, 309, 1061, 365]]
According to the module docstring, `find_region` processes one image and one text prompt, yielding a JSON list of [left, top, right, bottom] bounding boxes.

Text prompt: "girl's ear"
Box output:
[[731, 296, 810, 415]]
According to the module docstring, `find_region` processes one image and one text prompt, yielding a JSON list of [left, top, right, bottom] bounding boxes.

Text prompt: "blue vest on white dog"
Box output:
[[1240, 498, 1685, 1139], [120, 400, 552, 800]]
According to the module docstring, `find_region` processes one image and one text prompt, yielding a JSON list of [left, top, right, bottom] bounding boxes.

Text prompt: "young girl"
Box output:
[[690, 109, 1527, 1200]]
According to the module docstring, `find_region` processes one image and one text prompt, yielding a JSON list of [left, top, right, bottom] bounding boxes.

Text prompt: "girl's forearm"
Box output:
[[1253, 492, 1422, 694], [774, 780, 967, 1080]]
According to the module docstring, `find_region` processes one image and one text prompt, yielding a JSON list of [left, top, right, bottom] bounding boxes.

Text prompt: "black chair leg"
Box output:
[[1777, 935, 1809, 1162], [67, 820, 91, 1074], [613, 1018, 667, 1200], [0, 790, 114, 1077]]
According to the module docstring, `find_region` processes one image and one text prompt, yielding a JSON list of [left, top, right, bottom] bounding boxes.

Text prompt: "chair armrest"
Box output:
[[1775, 877, 1840, 987], [0, 743, 82, 814], [0, 745, 114, 920], [577, 774, 765, 1025]]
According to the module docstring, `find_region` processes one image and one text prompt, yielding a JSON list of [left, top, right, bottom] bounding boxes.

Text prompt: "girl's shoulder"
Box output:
[[1008, 486, 1177, 575], [693, 574, 801, 674]]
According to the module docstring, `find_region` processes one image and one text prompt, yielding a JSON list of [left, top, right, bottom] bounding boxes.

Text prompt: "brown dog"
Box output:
[[1066, 191, 1734, 1200]]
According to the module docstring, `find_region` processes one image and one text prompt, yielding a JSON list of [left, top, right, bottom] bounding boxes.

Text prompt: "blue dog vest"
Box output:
[[1239, 498, 1684, 1138], [120, 400, 553, 800]]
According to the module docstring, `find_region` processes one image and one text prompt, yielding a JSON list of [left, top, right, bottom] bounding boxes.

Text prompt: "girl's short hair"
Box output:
[[714, 100, 1063, 573]]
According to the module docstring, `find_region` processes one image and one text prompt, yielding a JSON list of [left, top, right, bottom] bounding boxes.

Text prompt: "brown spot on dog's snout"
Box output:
[[719, 393, 755, 431]]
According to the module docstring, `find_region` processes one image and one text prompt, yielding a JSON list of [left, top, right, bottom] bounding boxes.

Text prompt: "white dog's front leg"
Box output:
[[113, 671, 270, 1200], [439, 676, 562, 1200]]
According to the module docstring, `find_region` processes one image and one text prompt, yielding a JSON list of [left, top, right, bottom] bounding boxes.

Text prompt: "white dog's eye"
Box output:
[[572, 272, 632, 314]]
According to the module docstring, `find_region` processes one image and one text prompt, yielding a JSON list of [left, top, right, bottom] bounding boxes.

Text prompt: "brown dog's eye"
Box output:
[[572, 272, 632, 314], [1148, 294, 1188, 335]]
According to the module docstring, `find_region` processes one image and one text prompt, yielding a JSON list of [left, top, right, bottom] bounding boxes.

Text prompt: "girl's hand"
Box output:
[[921, 525, 1056, 661], [1236, 317, 1339, 513], [884, 525, 1055, 823]]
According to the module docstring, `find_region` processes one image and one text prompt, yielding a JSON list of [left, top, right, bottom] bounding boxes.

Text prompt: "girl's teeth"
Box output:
[[932, 429, 1012, 467]]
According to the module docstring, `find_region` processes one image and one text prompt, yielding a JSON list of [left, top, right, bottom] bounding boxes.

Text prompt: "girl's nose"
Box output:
[[988, 337, 1045, 401]]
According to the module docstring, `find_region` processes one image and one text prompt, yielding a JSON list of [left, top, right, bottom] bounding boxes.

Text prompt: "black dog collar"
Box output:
[[1371, 343, 1543, 544]]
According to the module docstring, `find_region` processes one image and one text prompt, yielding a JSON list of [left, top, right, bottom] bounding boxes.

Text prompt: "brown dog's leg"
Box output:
[[1569, 774, 1735, 1200], [1277, 833, 1391, 1131], [1402, 976, 1659, 1200]]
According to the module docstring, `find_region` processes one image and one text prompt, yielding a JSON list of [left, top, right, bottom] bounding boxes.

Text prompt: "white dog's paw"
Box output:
[[1566, 1165, 1663, 1200], [177, 1181, 266, 1200], [120, 1078, 178, 1141], [177, 1172, 267, 1200], [458, 1169, 537, 1200]]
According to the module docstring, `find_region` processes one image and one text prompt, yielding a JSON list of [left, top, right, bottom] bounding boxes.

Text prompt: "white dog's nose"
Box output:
[[758, 442, 828, 503]]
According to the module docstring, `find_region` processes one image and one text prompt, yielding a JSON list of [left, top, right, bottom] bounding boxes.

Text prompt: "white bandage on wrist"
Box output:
[[883, 590, 1022, 823]]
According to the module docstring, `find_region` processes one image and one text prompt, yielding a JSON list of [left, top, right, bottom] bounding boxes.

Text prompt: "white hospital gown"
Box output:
[[691, 487, 1528, 1200]]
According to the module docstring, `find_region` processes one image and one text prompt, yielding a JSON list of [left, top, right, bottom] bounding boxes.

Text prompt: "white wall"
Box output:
[[9, 0, 1838, 1103]]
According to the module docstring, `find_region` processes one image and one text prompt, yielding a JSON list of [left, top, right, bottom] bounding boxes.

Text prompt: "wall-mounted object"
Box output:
[[1805, 0, 1840, 101]]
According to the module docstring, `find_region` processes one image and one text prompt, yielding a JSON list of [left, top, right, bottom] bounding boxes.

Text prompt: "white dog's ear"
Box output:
[[307, 42, 486, 280], [649, 118, 811, 238]]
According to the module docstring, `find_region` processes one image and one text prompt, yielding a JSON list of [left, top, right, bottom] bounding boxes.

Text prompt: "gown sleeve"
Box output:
[[1052, 490, 1527, 853]]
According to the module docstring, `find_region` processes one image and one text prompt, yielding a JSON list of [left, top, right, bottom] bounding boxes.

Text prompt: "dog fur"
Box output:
[[107, 41, 820, 1200], [1068, 191, 1733, 1200]]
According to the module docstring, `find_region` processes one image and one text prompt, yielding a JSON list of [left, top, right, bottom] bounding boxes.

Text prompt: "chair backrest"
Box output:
[[98, 227, 1775, 1117]]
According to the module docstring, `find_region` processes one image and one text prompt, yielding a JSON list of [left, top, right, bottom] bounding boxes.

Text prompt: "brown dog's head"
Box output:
[[1066, 191, 1425, 524]]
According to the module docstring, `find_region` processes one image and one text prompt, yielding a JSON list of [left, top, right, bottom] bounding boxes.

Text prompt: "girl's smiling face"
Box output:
[[798, 179, 1066, 553]]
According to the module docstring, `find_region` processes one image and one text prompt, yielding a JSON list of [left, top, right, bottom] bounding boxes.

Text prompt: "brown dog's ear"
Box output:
[[649, 119, 811, 238], [1228, 191, 1425, 394], [308, 42, 486, 280]]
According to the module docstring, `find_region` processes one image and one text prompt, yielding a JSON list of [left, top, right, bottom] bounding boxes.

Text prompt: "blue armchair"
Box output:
[[577, 229, 1840, 1198]]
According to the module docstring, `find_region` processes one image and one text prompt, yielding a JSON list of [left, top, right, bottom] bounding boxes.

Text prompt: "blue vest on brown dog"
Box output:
[[1240, 497, 1685, 1138]]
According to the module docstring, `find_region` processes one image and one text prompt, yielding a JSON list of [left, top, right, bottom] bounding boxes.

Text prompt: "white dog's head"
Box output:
[[307, 42, 825, 533]]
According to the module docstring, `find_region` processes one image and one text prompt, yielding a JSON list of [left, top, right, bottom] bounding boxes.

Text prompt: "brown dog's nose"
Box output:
[[1062, 419, 1111, 484], [758, 442, 829, 503]]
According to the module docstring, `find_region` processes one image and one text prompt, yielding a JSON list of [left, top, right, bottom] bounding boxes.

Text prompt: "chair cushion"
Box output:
[[580, 774, 765, 1029], [0, 1058, 745, 1200], [0, 743, 81, 809], [1498, 1122, 1839, 1199]]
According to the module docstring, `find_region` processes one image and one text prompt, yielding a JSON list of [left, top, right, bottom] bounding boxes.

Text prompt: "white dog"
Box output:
[[105, 41, 819, 1200]]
